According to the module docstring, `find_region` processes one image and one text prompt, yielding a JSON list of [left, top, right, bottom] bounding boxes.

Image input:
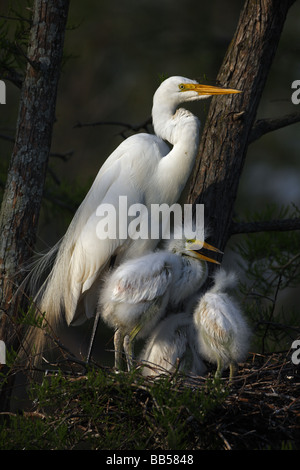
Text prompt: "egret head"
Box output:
[[153, 76, 241, 107], [166, 233, 222, 265]]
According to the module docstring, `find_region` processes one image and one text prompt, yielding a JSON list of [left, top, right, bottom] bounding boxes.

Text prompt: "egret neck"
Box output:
[[152, 101, 200, 204]]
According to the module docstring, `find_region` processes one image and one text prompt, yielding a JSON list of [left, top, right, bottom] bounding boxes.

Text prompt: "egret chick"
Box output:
[[193, 269, 250, 379], [98, 232, 220, 370], [139, 312, 206, 377]]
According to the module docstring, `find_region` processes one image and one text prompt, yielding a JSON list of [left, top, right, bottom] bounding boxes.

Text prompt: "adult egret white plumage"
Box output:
[[21, 76, 239, 367], [98, 229, 221, 370], [139, 312, 206, 377], [193, 269, 251, 379]]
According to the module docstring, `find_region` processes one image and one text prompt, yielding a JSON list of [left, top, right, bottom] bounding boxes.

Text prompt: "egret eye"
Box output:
[[179, 84, 186, 91]]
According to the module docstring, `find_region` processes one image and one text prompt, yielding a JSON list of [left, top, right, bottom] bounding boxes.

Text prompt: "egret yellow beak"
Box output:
[[190, 251, 220, 265], [182, 83, 241, 96], [187, 240, 223, 265], [187, 240, 223, 253], [201, 241, 223, 253]]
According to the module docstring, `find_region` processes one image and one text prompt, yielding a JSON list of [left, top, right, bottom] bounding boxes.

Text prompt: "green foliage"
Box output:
[[0, 0, 33, 85], [280, 440, 294, 450], [147, 375, 227, 449], [0, 368, 228, 450], [17, 303, 46, 329], [233, 204, 300, 352], [0, 0, 76, 84], [0, 1, 86, 224], [0, 1, 31, 204]]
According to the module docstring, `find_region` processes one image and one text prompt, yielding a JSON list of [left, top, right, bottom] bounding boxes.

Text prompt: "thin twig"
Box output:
[[273, 252, 300, 270], [249, 112, 300, 144], [0, 14, 32, 24], [73, 117, 152, 133]]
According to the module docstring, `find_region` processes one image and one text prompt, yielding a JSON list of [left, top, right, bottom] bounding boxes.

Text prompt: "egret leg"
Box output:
[[123, 334, 134, 371], [229, 361, 238, 382], [124, 301, 162, 371], [86, 310, 100, 363], [114, 329, 125, 370], [215, 358, 223, 379], [124, 321, 144, 371]]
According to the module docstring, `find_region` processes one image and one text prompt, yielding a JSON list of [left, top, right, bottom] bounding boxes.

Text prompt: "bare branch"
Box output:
[[249, 112, 300, 144], [0, 133, 73, 161], [73, 117, 152, 133], [43, 190, 77, 213], [74, 120, 134, 129], [0, 133, 14, 143], [273, 252, 300, 270], [0, 14, 32, 24], [0, 68, 23, 89], [230, 217, 300, 235], [49, 150, 74, 161]]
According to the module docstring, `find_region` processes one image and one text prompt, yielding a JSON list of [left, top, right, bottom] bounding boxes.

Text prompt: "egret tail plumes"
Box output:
[[16, 239, 66, 371]]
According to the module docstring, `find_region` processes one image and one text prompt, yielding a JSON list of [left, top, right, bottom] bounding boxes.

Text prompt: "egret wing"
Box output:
[[56, 134, 169, 324], [106, 252, 173, 305], [68, 134, 168, 292]]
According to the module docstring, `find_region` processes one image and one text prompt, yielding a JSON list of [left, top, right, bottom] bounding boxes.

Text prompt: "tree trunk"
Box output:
[[187, 0, 295, 258], [0, 0, 69, 353]]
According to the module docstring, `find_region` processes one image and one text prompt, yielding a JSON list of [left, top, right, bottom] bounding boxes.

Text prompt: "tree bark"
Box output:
[[0, 0, 69, 351], [187, 0, 296, 258]]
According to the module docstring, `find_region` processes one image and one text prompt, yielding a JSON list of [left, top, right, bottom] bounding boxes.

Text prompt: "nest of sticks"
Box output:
[[206, 351, 300, 449], [1, 347, 299, 450]]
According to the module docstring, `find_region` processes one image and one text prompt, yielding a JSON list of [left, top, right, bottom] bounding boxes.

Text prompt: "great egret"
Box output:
[[193, 269, 251, 379], [98, 229, 221, 370], [139, 312, 206, 377], [21, 76, 239, 368]]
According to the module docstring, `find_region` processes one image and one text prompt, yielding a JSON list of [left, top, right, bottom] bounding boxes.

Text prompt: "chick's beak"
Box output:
[[191, 251, 220, 265], [187, 240, 223, 265]]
